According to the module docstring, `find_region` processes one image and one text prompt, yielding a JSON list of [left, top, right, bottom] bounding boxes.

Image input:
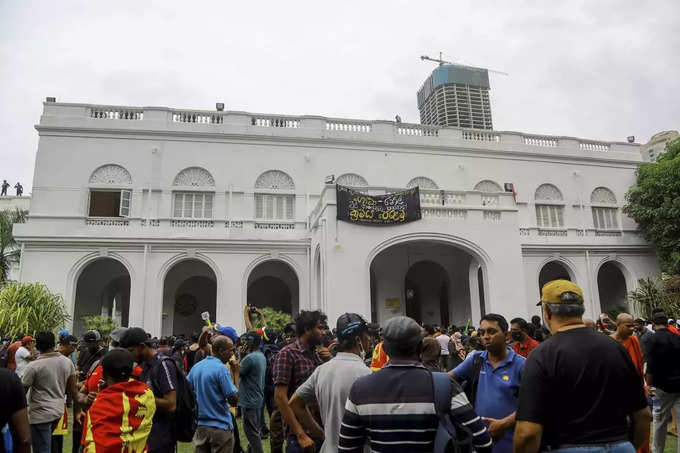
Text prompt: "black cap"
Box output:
[[652, 312, 668, 325], [119, 327, 150, 348], [336, 313, 367, 340], [102, 349, 134, 380], [59, 335, 78, 346], [82, 330, 101, 343]]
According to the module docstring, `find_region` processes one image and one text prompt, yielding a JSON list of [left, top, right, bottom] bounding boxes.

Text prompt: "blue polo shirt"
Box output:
[[187, 355, 238, 430], [453, 348, 525, 453]]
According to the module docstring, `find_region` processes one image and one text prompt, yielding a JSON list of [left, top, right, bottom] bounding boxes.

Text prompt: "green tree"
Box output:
[[82, 315, 119, 339], [0, 281, 70, 338], [248, 307, 293, 332], [628, 276, 680, 319], [0, 209, 27, 282], [624, 138, 680, 274]]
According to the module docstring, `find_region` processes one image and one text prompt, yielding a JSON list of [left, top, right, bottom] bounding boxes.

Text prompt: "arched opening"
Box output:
[[370, 240, 484, 327], [597, 262, 628, 314], [162, 259, 217, 337], [74, 258, 131, 335], [404, 261, 449, 325], [247, 260, 299, 315], [538, 261, 572, 294]]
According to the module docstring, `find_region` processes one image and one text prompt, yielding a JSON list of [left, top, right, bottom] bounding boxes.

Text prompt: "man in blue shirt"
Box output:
[[238, 331, 266, 453], [187, 335, 239, 453], [451, 313, 525, 453]]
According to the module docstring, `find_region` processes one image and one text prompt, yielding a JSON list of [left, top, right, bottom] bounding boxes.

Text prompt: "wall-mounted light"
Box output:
[[216, 102, 225, 111], [325, 175, 335, 184]]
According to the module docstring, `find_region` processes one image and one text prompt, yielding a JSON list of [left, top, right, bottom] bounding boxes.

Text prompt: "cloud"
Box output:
[[1, 0, 678, 190]]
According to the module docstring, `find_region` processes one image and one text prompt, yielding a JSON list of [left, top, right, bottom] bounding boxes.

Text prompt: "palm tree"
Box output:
[[0, 208, 27, 282]]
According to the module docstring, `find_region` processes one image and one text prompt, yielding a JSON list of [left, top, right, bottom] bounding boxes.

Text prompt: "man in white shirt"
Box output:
[[435, 326, 451, 371], [289, 313, 372, 453], [15, 336, 35, 378]]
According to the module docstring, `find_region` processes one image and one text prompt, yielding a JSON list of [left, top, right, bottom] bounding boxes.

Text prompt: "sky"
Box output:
[[1, 0, 679, 191]]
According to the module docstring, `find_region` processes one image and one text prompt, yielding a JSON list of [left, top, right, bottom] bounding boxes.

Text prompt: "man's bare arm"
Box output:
[[290, 394, 324, 439], [155, 390, 177, 413], [9, 408, 31, 453], [630, 407, 651, 449], [514, 420, 543, 453]]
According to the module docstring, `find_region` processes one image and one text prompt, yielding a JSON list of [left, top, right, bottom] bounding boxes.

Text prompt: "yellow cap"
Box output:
[[540, 279, 584, 304]]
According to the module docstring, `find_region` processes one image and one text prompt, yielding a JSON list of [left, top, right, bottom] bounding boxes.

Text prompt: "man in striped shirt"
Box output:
[[339, 316, 492, 453]]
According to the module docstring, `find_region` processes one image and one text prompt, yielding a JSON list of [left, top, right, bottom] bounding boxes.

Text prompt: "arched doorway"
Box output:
[[597, 262, 628, 314], [538, 261, 572, 294], [404, 261, 449, 325], [370, 240, 484, 327], [73, 258, 130, 335], [162, 259, 217, 337], [247, 260, 299, 315]]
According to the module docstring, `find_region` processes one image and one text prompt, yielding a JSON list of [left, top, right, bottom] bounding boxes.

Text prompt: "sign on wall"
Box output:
[[336, 185, 422, 225]]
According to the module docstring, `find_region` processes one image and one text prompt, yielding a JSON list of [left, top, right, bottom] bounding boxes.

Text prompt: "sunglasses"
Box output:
[[536, 291, 583, 306]]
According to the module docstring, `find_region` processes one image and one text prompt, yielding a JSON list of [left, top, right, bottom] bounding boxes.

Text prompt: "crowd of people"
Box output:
[[1, 279, 679, 453], [0, 180, 23, 197]]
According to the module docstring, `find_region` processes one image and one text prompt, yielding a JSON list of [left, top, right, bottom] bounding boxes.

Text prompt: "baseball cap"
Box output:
[[102, 349, 134, 380], [669, 318, 676, 324], [336, 313, 368, 339], [59, 335, 78, 346], [82, 330, 102, 343], [173, 339, 185, 349], [383, 316, 423, 349], [216, 326, 239, 344], [109, 327, 128, 343], [652, 312, 668, 325], [58, 329, 69, 337], [21, 336, 35, 344], [538, 280, 584, 306], [119, 327, 150, 348]]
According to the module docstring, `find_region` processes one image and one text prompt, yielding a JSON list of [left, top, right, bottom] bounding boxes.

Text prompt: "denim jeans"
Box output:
[[652, 388, 680, 453], [548, 441, 635, 453], [30, 419, 60, 453], [242, 407, 264, 453]]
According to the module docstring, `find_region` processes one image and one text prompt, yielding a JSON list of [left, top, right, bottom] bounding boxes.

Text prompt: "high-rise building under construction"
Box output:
[[417, 65, 493, 129]]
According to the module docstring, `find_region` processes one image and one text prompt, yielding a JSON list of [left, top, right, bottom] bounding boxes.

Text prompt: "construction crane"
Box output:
[[420, 52, 509, 76]]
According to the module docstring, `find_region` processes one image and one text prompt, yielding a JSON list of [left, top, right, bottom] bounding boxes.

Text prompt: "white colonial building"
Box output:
[[14, 101, 659, 336]]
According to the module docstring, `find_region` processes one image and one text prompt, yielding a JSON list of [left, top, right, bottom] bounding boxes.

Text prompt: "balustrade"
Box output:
[[524, 136, 558, 147], [251, 116, 299, 128], [326, 121, 371, 133], [90, 107, 143, 120], [172, 112, 223, 124]]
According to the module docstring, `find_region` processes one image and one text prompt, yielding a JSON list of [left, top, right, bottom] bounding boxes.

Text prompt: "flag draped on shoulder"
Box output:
[[83, 379, 156, 453]]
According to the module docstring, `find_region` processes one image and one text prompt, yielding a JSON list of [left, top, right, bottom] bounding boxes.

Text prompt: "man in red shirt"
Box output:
[[5, 338, 22, 371], [510, 318, 539, 358]]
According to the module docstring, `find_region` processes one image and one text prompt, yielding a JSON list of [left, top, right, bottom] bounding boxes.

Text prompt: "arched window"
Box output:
[[590, 187, 618, 230], [336, 173, 369, 188], [473, 180, 502, 193], [88, 164, 132, 218], [406, 176, 438, 190], [534, 183, 564, 228], [172, 167, 215, 219], [255, 170, 295, 221]]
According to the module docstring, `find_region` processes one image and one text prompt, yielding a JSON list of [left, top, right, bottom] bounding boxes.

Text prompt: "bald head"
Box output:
[[616, 313, 634, 325], [615, 313, 634, 339], [211, 335, 234, 363]]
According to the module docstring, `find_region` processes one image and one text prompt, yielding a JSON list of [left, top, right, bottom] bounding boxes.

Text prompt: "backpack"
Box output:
[[151, 356, 198, 443], [432, 372, 475, 453], [461, 352, 484, 405]]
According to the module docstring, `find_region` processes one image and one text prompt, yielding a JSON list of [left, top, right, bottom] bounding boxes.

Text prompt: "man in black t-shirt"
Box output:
[[645, 311, 680, 453], [0, 368, 30, 453], [514, 280, 651, 453]]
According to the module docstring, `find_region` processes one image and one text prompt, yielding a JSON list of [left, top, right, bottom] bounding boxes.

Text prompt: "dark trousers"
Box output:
[[51, 434, 63, 453], [285, 436, 322, 453], [269, 410, 284, 453], [30, 420, 60, 453], [242, 407, 264, 453]]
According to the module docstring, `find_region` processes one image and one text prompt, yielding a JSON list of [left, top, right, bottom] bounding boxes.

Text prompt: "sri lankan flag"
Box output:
[[83, 379, 156, 453]]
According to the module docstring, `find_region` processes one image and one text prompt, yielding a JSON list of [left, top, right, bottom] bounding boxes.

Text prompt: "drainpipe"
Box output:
[[142, 243, 149, 324], [18, 243, 25, 281]]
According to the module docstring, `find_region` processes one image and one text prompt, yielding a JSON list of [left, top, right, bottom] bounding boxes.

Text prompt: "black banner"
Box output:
[[336, 185, 422, 225]]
